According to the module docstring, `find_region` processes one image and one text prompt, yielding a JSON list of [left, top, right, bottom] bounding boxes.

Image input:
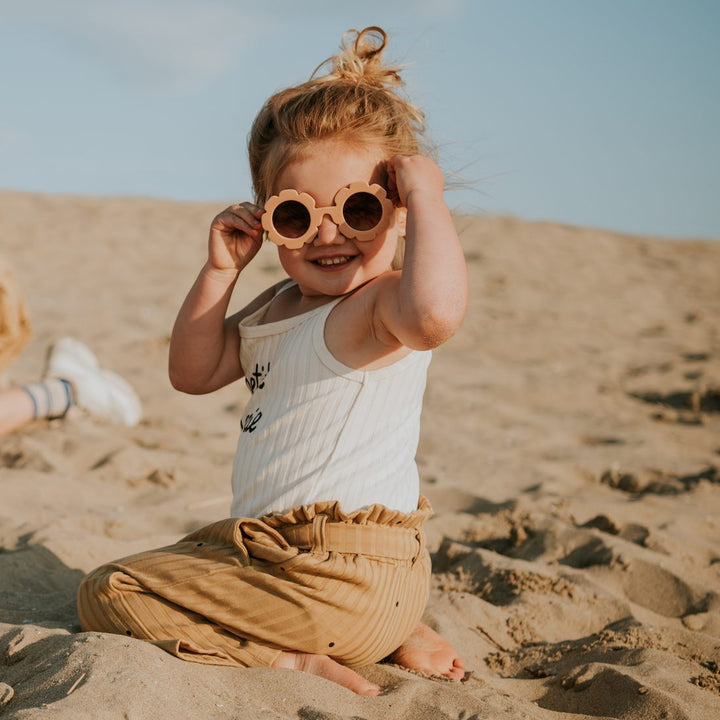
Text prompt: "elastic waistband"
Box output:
[[277, 515, 424, 562]]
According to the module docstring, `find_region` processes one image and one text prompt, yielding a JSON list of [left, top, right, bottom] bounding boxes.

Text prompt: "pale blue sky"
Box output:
[[1, 0, 718, 239]]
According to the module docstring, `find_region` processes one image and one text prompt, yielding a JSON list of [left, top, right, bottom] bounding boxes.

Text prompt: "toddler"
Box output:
[[78, 26, 468, 695]]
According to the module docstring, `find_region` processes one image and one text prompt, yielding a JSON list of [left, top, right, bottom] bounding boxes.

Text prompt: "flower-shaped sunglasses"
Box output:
[[261, 181, 394, 249]]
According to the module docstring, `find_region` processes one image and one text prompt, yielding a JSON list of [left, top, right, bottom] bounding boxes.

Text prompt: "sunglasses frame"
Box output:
[[261, 181, 394, 249]]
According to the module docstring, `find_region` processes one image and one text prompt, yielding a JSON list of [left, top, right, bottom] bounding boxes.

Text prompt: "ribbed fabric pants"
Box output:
[[77, 497, 432, 669]]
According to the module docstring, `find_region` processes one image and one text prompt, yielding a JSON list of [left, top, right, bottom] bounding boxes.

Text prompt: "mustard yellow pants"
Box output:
[[77, 498, 432, 668]]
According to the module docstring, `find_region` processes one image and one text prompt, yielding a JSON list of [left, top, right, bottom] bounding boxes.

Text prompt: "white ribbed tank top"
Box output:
[[230, 282, 431, 518]]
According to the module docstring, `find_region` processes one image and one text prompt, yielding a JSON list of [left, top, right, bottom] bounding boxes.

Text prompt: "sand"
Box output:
[[0, 190, 718, 719]]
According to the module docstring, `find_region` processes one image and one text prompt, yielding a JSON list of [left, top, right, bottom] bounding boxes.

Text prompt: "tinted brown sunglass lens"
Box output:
[[342, 192, 383, 231], [272, 200, 311, 238]]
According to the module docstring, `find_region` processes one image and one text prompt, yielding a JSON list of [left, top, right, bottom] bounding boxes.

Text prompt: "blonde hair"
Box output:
[[248, 26, 428, 205]]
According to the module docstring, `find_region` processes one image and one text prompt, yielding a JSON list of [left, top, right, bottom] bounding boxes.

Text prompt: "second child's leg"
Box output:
[[0, 388, 36, 435]]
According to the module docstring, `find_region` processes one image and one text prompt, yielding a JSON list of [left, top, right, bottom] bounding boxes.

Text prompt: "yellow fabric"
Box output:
[[77, 497, 433, 669], [0, 257, 32, 377]]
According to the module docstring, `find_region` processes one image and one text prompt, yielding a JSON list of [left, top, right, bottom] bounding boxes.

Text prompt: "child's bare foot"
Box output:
[[272, 651, 381, 696], [388, 622, 466, 679]]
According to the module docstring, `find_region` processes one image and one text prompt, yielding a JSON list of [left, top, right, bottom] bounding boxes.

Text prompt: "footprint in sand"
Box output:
[[581, 515, 650, 547], [0, 436, 56, 472], [624, 349, 719, 423], [559, 531, 701, 618], [630, 387, 720, 416], [599, 465, 719, 496]]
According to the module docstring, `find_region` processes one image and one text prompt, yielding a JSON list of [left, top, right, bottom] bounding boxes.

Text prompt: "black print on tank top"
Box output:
[[240, 408, 262, 433], [245, 362, 270, 394]]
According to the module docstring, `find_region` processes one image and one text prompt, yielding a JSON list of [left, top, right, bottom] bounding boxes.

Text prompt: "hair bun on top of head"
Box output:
[[248, 25, 428, 205], [313, 26, 402, 88]]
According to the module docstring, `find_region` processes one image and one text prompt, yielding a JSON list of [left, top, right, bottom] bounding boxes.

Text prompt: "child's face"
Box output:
[[270, 139, 403, 298]]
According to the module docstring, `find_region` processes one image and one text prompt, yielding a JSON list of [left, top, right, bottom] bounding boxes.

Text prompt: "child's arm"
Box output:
[[169, 203, 266, 394], [374, 155, 468, 351]]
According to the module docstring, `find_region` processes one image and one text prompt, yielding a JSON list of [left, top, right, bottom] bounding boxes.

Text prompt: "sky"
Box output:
[[1, 0, 719, 239]]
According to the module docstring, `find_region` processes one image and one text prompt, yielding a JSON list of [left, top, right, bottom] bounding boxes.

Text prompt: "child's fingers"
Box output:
[[207, 202, 265, 272], [229, 202, 264, 228], [231, 201, 264, 218], [387, 155, 444, 203], [214, 204, 263, 237]]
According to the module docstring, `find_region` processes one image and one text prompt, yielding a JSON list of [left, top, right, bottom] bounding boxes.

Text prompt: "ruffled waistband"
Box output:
[[260, 495, 433, 531]]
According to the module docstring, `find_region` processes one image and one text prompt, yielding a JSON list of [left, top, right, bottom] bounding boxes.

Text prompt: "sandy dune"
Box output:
[[1, 191, 718, 719]]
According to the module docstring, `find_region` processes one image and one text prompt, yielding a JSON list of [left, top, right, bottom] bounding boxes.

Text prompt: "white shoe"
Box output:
[[45, 337, 142, 427]]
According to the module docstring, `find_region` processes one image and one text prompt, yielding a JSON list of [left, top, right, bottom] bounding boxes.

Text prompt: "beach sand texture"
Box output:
[[1, 191, 719, 719]]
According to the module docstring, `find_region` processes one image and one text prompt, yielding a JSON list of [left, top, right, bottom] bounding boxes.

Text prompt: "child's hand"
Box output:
[[208, 202, 264, 273], [386, 155, 445, 208]]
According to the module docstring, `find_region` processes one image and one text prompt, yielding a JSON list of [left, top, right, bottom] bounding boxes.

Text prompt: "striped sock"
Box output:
[[20, 379, 75, 420]]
